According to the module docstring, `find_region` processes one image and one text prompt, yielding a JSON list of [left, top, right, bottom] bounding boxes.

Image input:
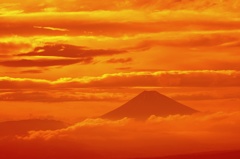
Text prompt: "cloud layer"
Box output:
[[1, 2, 240, 72], [0, 70, 240, 102], [1, 112, 240, 159], [1, 70, 239, 88]]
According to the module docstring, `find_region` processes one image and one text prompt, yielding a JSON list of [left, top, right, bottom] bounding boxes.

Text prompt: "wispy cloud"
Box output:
[[33, 26, 69, 32]]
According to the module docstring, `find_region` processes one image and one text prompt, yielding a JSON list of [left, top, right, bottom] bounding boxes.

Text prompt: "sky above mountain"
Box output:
[[1, 0, 240, 120]]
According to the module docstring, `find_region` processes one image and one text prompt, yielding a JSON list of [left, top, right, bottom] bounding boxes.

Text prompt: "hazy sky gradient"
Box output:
[[0, 1, 240, 158]]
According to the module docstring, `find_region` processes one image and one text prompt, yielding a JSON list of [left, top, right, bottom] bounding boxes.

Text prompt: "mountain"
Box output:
[[102, 91, 198, 120], [137, 150, 240, 159], [0, 119, 67, 136]]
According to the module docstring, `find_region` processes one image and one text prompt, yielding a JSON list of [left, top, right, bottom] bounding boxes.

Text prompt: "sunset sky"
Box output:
[[1, 1, 240, 159]]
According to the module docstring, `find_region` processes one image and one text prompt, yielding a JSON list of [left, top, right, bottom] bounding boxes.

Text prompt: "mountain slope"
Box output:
[[102, 91, 198, 120], [138, 150, 240, 159], [0, 119, 67, 136]]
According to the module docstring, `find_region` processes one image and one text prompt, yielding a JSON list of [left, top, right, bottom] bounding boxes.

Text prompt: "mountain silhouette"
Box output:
[[138, 150, 240, 159], [102, 91, 198, 120], [0, 119, 67, 136]]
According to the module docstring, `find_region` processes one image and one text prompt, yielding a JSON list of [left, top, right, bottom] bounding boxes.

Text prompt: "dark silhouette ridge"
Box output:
[[102, 91, 198, 120], [0, 119, 67, 136], [137, 150, 240, 159], [0, 139, 100, 159]]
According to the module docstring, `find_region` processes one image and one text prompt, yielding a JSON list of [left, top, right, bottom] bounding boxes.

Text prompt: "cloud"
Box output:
[[19, 118, 130, 140], [33, 26, 69, 32], [11, 112, 240, 158], [129, 33, 240, 51], [172, 92, 240, 101], [1, 6, 240, 73], [116, 67, 132, 70], [18, 43, 126, 58], [0, 43, 127, 68], [0, 71, 239, 102], [0, 58, 91, 67], [1, 2, 240, 158], [1, 70, 240, 89], [0, 9, 239, 37], [0, 76, 51, 89], [0, 42, 31, 55], [1, 0, 240, 13], [130, 0, 240, 13], [106, 58, 132, 63], [20, 69, 43, 74], [55, 70, 240, 87], [0, 0, 131, 13], [4, 27, 240, 71], [0, 91, 125, 102]]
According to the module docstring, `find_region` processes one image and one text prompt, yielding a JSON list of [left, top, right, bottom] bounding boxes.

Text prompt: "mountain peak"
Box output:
[[102, 91, 198, 120], [139, 90, 167, 98], [141, 90, 159, 95], [142, 90, 158, 93]]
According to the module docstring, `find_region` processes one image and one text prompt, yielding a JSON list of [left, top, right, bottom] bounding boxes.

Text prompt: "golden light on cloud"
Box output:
[[33, 26, 69, 32], [1, 0, 240, 159]]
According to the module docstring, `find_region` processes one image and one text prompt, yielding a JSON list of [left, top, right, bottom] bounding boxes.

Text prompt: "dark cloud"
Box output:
[[20, 69, 43, 74], [0, 43, 128, 68], [0, 42, 31, 54], [106, 58, 132, 63], [0, 43, 127, 68], [18, 43, 126, 58], [0, 58, 91, 67], [116, 67, 132, 70], [0, 91, 123, 102], [0, 92, 63, 102]]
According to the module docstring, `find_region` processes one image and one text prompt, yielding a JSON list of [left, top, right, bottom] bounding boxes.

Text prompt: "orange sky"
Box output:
[[0, 1, 240, 158], [1, 0, 240, 120]]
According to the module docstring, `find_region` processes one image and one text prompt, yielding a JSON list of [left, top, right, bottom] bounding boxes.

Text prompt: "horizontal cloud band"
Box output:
[[0, 70, 239, 89]]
